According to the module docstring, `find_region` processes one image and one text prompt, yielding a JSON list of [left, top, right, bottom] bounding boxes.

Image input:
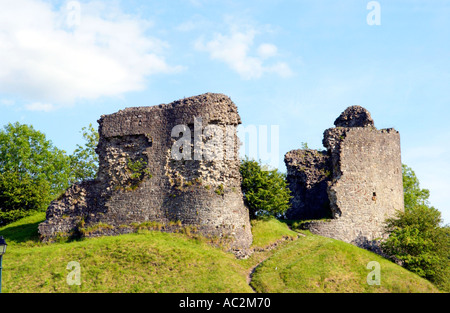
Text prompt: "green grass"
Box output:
[[250, 231, 440, 293], [249, 217, 298, 249], [0, 212, 45, 246], [0, 213, 442, 293], [1, 213, 251, 293]]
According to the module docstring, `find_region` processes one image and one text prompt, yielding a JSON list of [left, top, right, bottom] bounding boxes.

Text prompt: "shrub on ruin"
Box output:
[[240, 157, 292, 219]]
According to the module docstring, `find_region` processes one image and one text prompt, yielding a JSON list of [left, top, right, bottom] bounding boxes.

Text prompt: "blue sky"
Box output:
[[0, 0, 449, 223]]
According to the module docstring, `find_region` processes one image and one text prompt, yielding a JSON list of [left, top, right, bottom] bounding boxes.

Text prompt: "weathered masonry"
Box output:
[[38, 93, 253, 252], [285, 106, 404, 248]]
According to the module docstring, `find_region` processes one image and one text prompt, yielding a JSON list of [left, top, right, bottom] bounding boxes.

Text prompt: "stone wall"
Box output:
[[285, 106, 404, 248], [284, 149, 331, 220], [38, 93, 253, 253]]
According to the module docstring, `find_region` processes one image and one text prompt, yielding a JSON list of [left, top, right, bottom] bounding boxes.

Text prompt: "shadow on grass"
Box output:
[[0, 218, 43, 244], [277, 219, 307, 231], [279, 218, 333, 232]]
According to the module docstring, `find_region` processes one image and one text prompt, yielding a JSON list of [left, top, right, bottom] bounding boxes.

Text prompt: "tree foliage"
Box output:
[[402, 164, 431, 210], [69, 123, 99, 184], [382, 164, 449, 291], [0, 122, 72, 225], [240, 157, 292, 219]]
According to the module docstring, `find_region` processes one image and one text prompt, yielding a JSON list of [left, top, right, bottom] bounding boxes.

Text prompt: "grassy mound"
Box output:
[[250, 231, 440, 293], [1, 213, 251, 293], [249, 217, 298, 249], [0, 213, 441, 293]]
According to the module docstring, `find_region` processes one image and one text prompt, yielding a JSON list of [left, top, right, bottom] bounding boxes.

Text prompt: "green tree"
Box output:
[[402, 164, 431, 210], [69, 123, 99, 183], [0, 122, 72, 225], [240, 157, 292, 219], [382, 164, 449, 291], [0, 171, 50, 224]]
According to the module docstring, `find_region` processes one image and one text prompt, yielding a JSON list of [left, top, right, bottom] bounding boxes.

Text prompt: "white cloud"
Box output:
[[25, 102, 55, 112], [195, 27, 293, 80], [0, 99, 14, 106], [267, 62, 294, 78], [257, 43, 278, 59], [175, 20, 198, 32], [0, 0, 182, 105]]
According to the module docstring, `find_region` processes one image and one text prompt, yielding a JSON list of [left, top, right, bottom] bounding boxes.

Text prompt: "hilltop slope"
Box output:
[[250, 231, 439, 293], [0, 213, 440, 293]]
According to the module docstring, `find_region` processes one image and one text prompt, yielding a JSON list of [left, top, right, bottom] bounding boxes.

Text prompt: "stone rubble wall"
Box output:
[[284, 149, 331, 220], [285, 106, 404, 248], [38, 93, 253, 252]]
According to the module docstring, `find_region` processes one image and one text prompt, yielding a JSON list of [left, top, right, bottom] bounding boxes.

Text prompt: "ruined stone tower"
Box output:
[[285, 106, 404, 248], [38, 93, 253, 252]]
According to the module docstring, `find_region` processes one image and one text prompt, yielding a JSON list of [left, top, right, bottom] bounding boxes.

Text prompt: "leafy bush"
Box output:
[[382, 164, 449, 291], [382, 206, 449, 291], [0, 171, 50, 225], [240, 157, 292, 219]]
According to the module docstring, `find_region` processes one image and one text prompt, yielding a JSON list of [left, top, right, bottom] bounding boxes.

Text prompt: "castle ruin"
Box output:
[[38, 95, 404, 254], [38, 93, 253, 252], [285, 106, 404, 248]]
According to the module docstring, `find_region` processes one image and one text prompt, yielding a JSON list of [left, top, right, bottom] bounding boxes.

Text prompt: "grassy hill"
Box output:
[[250, 232, 439, 293], [0, 213, 441, 293]]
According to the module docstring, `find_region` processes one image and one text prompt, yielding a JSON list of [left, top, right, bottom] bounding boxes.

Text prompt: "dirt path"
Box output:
[[247, 259, 265, 292], [245, 233, 305, 292]]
